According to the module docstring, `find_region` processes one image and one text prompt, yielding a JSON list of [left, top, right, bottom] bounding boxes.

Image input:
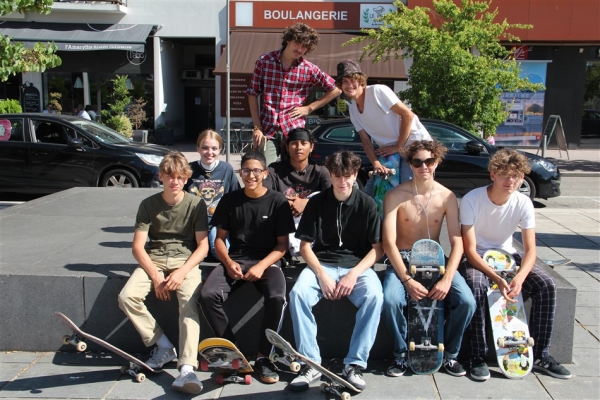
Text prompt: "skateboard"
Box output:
[[484, 249, 534, 379], [265, 329, 361, 400], [198, 337, 253, 385], [407, 239, 445, 374], [371, 154, 400, 215], [55, 312, 160, 382]]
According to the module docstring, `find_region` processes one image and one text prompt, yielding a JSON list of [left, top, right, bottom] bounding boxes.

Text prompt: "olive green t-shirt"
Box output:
[[135, 192, 208, 258]]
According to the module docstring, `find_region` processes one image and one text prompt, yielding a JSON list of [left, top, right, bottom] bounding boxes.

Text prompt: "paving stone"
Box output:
[[573, 323, 600, 349], [575, 307, 600, 326]]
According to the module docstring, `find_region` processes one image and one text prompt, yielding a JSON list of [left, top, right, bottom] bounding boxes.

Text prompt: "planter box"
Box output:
[[154, 128, 174, 146]]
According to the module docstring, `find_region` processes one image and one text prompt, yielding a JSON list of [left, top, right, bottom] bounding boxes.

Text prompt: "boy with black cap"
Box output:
[[263, 128, 331, 255], [336, 59, 431, 213]]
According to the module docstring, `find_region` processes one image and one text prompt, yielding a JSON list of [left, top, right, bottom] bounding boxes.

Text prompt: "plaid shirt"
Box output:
[[246, 49, 337, 138]]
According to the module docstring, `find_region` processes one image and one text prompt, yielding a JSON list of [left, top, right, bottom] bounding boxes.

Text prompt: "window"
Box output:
[[33, 121, 70, 145], [0, 118, 24, 142], [323, 126, 357, 142], [426, 124, 471, 151]]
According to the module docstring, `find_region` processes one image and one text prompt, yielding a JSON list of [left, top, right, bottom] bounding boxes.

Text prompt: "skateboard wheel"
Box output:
[[232, 358, 240, 370], [200, 360, 209, 371], [76, 341, 87, 352], [269, 353, 279, 363], [438, 343, 444, 353], [439, 265, 445, 275], [216, 374, 224, 385], [409, 341, 415, 351], [410, 265, 417, 275], [498, 338, 505, 348], [527, 337, 534, 347], [244, 374, 252, 385], [135, 373, 145, 383], [120, 365, 128, 375], [341, 392, 351, 400], [290, 361, 301, 373], [62, 335, 71, 345], [320, 382, 330, 393]]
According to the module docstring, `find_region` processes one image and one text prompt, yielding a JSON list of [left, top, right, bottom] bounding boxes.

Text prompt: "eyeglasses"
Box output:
[[410, 158, 436, 168], [240, 168, 265, 177]]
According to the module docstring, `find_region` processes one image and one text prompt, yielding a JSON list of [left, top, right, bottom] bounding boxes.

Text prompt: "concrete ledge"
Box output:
[[0, 188, 575, 364]]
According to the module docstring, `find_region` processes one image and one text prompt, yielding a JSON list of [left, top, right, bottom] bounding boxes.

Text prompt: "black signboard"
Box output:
[[22, 83, 41, 112]]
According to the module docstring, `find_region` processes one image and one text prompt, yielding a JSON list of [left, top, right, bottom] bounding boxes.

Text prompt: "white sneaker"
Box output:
[[343, 364, 366, 391], [146, 346, 177, 369], [289, 365, 322, 392], [172, 372, 203, 394]]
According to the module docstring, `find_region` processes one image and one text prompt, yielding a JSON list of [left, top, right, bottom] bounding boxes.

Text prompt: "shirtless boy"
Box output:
[[381, 140, 475, 377]]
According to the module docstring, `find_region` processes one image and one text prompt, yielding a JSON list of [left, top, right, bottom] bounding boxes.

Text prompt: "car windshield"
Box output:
[[72, 120, 130, 144]]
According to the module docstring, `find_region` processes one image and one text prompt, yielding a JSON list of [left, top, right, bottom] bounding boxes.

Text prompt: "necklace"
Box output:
[[200, 160, 218, 179], [414, 181, 434, 239]]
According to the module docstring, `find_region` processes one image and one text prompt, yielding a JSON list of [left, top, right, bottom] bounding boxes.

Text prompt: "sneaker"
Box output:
[[443, 357, 466, 377], [343, 364, 366, 391], [470, 356, 490, 381], [172, 372, 203, 394], [146, 346, 177, 369], [534, 356, 572, 379], [386, 357, 408, 377], [289, 364, 322, 392], [255, 357, 279, 384]]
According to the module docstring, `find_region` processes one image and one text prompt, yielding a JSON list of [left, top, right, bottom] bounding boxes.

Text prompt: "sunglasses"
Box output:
[[240, 168, 265, 177], [410, 158, 436, 168]]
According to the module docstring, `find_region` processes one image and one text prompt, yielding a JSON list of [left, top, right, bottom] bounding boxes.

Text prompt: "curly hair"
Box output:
[[335, 72, 368, 89], [160, 151, 193, 179], [402, 140, 448, 164], [488, 149, 531, 175], [281, 23, 319, 53], [324, 151, 362, 176]]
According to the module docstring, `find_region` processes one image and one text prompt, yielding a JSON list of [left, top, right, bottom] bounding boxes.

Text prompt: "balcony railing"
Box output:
[[55, 0, 127, 5]]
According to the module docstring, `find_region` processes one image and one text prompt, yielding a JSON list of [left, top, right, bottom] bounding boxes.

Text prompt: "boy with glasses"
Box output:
[[459, 149, 571, 380], [199, 151, 296, 384], [381, 140, 475, 377], [118, 152, 208, 394]]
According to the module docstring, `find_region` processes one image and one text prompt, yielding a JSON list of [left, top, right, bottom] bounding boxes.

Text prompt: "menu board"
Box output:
[[23, 85, 41, 113], [220, 74, 252, 117]]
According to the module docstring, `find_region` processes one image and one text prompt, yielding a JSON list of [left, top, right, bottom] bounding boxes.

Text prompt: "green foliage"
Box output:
[[0, 98, 22, 113], [101, 75, 133, 137], [0, 0, 62, 81], [126, 97, 148, 130], [345, 0, 544, 137], [49, 91, 62, 114], [584, 62, 600, 106]]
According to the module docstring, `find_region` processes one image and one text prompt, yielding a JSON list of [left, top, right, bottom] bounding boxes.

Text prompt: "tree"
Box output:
[[0, 0, 62, 81], [126, 97, 148, 130], [583, 62, 600, 108], [101, 75, 133, 138], [346, 0, 544, 137]]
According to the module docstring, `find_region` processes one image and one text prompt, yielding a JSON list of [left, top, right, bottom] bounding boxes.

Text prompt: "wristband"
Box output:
[[402, 277, 412, 284]]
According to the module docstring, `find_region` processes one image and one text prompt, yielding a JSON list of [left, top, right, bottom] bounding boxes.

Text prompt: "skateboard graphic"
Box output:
[[55, 312, 160, 382], [371, 154, 399, 215], [484, 249, 534, 379], [265, 329, 361, 400], [407, 239, 445, 374], [198, 337, 253, 385]]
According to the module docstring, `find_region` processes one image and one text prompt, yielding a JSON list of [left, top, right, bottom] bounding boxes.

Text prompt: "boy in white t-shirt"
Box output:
[[459, 149, 571, 381], [336, 59, 431, 210]]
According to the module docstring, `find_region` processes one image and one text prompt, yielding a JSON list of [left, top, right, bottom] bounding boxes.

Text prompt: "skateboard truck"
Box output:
[[497, 336, 535, 348], [62, 333, 87, 352], [321, 382, 352, 400], [269, 352, 301, 372], [120, 362, 147, 383], [409, 337, 444, 352]]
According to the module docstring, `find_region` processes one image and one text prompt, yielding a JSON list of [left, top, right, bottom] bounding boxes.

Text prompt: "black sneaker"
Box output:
[[470, 356, 490, 381], [255, 357, 279, 384], [443, 357, 466, 376], [534, 356, 572, 379], [386, 357, 408, 377]]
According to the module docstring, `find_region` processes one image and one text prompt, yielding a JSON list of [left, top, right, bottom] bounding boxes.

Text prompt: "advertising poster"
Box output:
[[495, 61, 549, 147]]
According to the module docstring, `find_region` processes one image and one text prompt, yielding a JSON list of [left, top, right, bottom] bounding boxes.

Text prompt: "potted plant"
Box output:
[[154, 123, 174, 146], [101, 75, 133, 138], [126, 97, 148, 142]]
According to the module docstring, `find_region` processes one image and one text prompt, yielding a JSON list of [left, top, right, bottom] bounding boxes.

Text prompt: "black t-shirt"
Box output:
[[211, 188, 296, 260], [296, 187, 381, 267], [263, 160, 331, 199]]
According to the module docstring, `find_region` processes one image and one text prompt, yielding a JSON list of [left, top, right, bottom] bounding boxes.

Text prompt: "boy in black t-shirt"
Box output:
[[198, 151, 295, 384], [288, 151, 384, 392]]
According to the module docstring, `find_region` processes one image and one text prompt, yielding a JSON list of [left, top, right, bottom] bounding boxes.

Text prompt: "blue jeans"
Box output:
[[382, 264, 476, 359], [208, 226, 229, 258], [289, 264, 383, 368]]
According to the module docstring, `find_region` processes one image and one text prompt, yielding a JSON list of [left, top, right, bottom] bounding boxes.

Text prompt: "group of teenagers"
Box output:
[[116, 22, 572, 395]]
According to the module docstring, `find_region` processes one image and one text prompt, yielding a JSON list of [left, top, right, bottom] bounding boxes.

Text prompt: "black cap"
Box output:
[[336, 59, 363, 82]]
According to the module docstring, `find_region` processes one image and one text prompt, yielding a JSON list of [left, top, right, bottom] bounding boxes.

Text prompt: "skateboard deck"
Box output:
[[484, 249, 534, 379], [55, 312, 160, 382], [198, 337, 253, 385], [407, 239, 445, 374], [371, 154, 400, 215], [265, 329, 360, 400]]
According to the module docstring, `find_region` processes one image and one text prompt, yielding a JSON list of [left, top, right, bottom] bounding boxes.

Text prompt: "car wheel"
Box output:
[[519, 176, 536, 201], [101, 169, 139, 188]]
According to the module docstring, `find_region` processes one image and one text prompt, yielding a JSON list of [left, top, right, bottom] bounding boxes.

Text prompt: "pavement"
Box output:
[[0, 142, 598, 399]]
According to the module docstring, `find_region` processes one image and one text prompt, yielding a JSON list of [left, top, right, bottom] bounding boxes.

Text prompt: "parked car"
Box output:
[[309, 118, 561, 200], [581, 109, 600, 138], [0, 113, 169, 194]]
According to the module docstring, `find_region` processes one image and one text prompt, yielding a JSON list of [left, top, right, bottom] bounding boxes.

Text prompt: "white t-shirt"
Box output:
[[459, 186, 535, 256], [348, 84, 431, 147]]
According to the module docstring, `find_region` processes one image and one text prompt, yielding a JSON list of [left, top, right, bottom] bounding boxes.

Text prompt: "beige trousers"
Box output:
[[118, 257, 202, 369]]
